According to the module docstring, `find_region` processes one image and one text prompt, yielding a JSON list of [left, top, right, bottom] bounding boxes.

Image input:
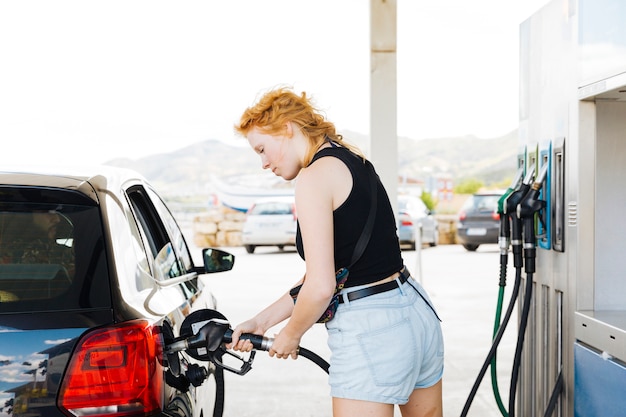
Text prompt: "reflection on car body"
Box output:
[[456, 191, 504, 251], [0, 166, 234, 417]]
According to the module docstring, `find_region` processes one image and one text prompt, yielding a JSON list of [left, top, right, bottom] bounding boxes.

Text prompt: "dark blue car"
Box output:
[[456, 192, 504, 251], [0, 166, 234, 417]]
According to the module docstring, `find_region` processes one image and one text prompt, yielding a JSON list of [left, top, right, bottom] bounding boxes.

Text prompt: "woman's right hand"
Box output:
[[226, 318, 265, 352]]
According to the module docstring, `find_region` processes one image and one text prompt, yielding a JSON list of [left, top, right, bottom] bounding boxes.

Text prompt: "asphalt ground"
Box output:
[[188, 241, 517, 417]]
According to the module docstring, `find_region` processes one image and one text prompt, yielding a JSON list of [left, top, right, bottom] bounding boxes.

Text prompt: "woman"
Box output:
[[229, 86, 444, 417]]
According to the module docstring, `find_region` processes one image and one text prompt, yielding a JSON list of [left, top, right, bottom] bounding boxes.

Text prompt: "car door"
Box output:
[[125, 184, 218, 417]]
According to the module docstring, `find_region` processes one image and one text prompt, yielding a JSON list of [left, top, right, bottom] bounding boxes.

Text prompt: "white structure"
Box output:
[[518, 1, 626, 415]]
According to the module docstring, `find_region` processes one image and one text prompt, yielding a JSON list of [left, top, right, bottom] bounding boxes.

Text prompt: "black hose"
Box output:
[[223, 330, 330, 373], [508, 271, 534, 417], [298, 346, 330, 373], [543, 369, 563, 417], [212, 363, 225, 417], [460, 267, 522, 416]]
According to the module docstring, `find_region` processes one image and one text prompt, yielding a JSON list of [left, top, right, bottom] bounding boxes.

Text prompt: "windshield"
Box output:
[[462, 194, 501, 212], [249, 202, 294, 216]]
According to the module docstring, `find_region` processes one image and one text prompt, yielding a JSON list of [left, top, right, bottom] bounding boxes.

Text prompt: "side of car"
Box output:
[[0, 166, 233, 417]]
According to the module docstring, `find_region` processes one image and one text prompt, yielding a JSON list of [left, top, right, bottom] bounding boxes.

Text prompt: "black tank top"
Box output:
[[296, 146, 404, 288]]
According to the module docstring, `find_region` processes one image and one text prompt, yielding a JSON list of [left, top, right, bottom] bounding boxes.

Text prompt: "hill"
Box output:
[[105, 129, 520, 197]]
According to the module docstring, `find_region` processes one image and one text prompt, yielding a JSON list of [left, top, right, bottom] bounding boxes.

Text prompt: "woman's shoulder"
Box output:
[[301, 154, 349, 183], [311, 145, 364, 167]]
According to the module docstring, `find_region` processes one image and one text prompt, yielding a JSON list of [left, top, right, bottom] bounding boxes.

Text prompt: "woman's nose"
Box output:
[[261, 155, 270, 170]]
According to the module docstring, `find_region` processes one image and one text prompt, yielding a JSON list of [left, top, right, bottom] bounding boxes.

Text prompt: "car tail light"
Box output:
[[400, 218, 413, 226], [458, 211, 466, 221], [491, 211, 500, 221], [58, 320, 163, 417]]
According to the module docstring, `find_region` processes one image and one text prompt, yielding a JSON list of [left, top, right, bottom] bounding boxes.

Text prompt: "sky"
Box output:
[[0, 0, 551, 167]]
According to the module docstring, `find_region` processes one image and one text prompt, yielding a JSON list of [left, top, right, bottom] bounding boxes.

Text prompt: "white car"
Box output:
[[242, 196, 297, 254]]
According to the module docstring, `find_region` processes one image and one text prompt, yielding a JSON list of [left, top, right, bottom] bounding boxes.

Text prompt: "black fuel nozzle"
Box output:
[[496, 168, 525, 286], [498, 169, 525, 242], [517, 164, 548, 273], [165, 315, 275, 376], [166, 318, 231, 354], [206, 327, 273, 376], [222, 329, 274, 351], [505, 166, 535, 269]]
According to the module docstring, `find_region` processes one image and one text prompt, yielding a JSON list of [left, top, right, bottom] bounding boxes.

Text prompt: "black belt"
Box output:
[[338, 267, 410, 304]]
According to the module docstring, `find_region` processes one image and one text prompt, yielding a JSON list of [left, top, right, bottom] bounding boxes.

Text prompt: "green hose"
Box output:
[[491, 287, 509, 417]]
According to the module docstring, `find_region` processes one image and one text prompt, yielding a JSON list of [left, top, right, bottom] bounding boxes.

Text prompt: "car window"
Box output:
[[0, 187, 111, 313], [146, 188, 192, 273], [249, 202, 293, 215]]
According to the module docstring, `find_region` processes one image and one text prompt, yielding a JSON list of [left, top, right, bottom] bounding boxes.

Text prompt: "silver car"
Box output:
[[241, 196, 297, 254], [397, 195, 439, 250]]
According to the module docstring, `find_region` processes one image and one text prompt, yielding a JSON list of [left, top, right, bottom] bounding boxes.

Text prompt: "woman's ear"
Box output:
[[284, 121, 293, 138]]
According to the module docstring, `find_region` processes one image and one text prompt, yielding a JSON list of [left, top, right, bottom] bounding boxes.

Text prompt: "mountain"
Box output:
[[105, 130, 519, 197]]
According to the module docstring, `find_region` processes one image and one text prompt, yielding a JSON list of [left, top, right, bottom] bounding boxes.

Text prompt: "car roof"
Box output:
[[0, 164, 148, 204]]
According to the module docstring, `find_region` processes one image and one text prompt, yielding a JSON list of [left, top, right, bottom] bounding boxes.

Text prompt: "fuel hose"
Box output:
[[223, 330, 330, 373]]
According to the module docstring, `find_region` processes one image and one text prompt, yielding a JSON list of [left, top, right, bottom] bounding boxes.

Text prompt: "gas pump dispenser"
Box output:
[[511, 1, 626, 416], [468, 2, 626, 415]]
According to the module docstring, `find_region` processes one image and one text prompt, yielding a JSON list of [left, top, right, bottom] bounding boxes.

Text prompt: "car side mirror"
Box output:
[[202, 248, 235, 273]]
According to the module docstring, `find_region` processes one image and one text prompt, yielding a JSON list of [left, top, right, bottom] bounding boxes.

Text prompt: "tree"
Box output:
[[454, 178, 484, 195], [420, 191, 437, 211]]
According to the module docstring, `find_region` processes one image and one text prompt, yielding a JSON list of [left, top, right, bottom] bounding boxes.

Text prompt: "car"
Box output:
[[397, 195, 439, 250], [0, 165, 235, 417], [456, 191, 504, 251], [241, 196, 297, 254]]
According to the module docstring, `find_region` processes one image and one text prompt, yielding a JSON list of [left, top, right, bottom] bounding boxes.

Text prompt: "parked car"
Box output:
[[241, 196, 297, 254], [456, 191, 504, 251], [0, 166, 234, 417], [397, 195, 439, 250]]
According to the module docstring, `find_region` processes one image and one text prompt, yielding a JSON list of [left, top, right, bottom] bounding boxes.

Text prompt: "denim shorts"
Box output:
[[325, 275, 444, 404]]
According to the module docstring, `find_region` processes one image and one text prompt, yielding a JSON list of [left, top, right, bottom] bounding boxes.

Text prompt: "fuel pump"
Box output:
[[462, 162, 566, 417]]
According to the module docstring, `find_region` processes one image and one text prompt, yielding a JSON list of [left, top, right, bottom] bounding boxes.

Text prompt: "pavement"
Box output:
[[189, 241, 517, 417]]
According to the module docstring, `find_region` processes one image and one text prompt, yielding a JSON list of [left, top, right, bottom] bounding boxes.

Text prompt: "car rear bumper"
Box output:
[[456, 227, 499, 245]]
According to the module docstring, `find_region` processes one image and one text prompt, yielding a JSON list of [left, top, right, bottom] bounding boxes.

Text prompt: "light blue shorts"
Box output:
[[325, 276, 444, 404]]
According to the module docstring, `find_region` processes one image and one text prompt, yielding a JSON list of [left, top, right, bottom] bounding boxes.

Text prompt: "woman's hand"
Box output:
[[226, 318, 264, 352], [269, 327, 301, 360], [226, 290, 300, 353]]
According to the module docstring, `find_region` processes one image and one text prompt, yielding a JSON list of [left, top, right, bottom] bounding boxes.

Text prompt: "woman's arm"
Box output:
[[228, 276, 303, 351]]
